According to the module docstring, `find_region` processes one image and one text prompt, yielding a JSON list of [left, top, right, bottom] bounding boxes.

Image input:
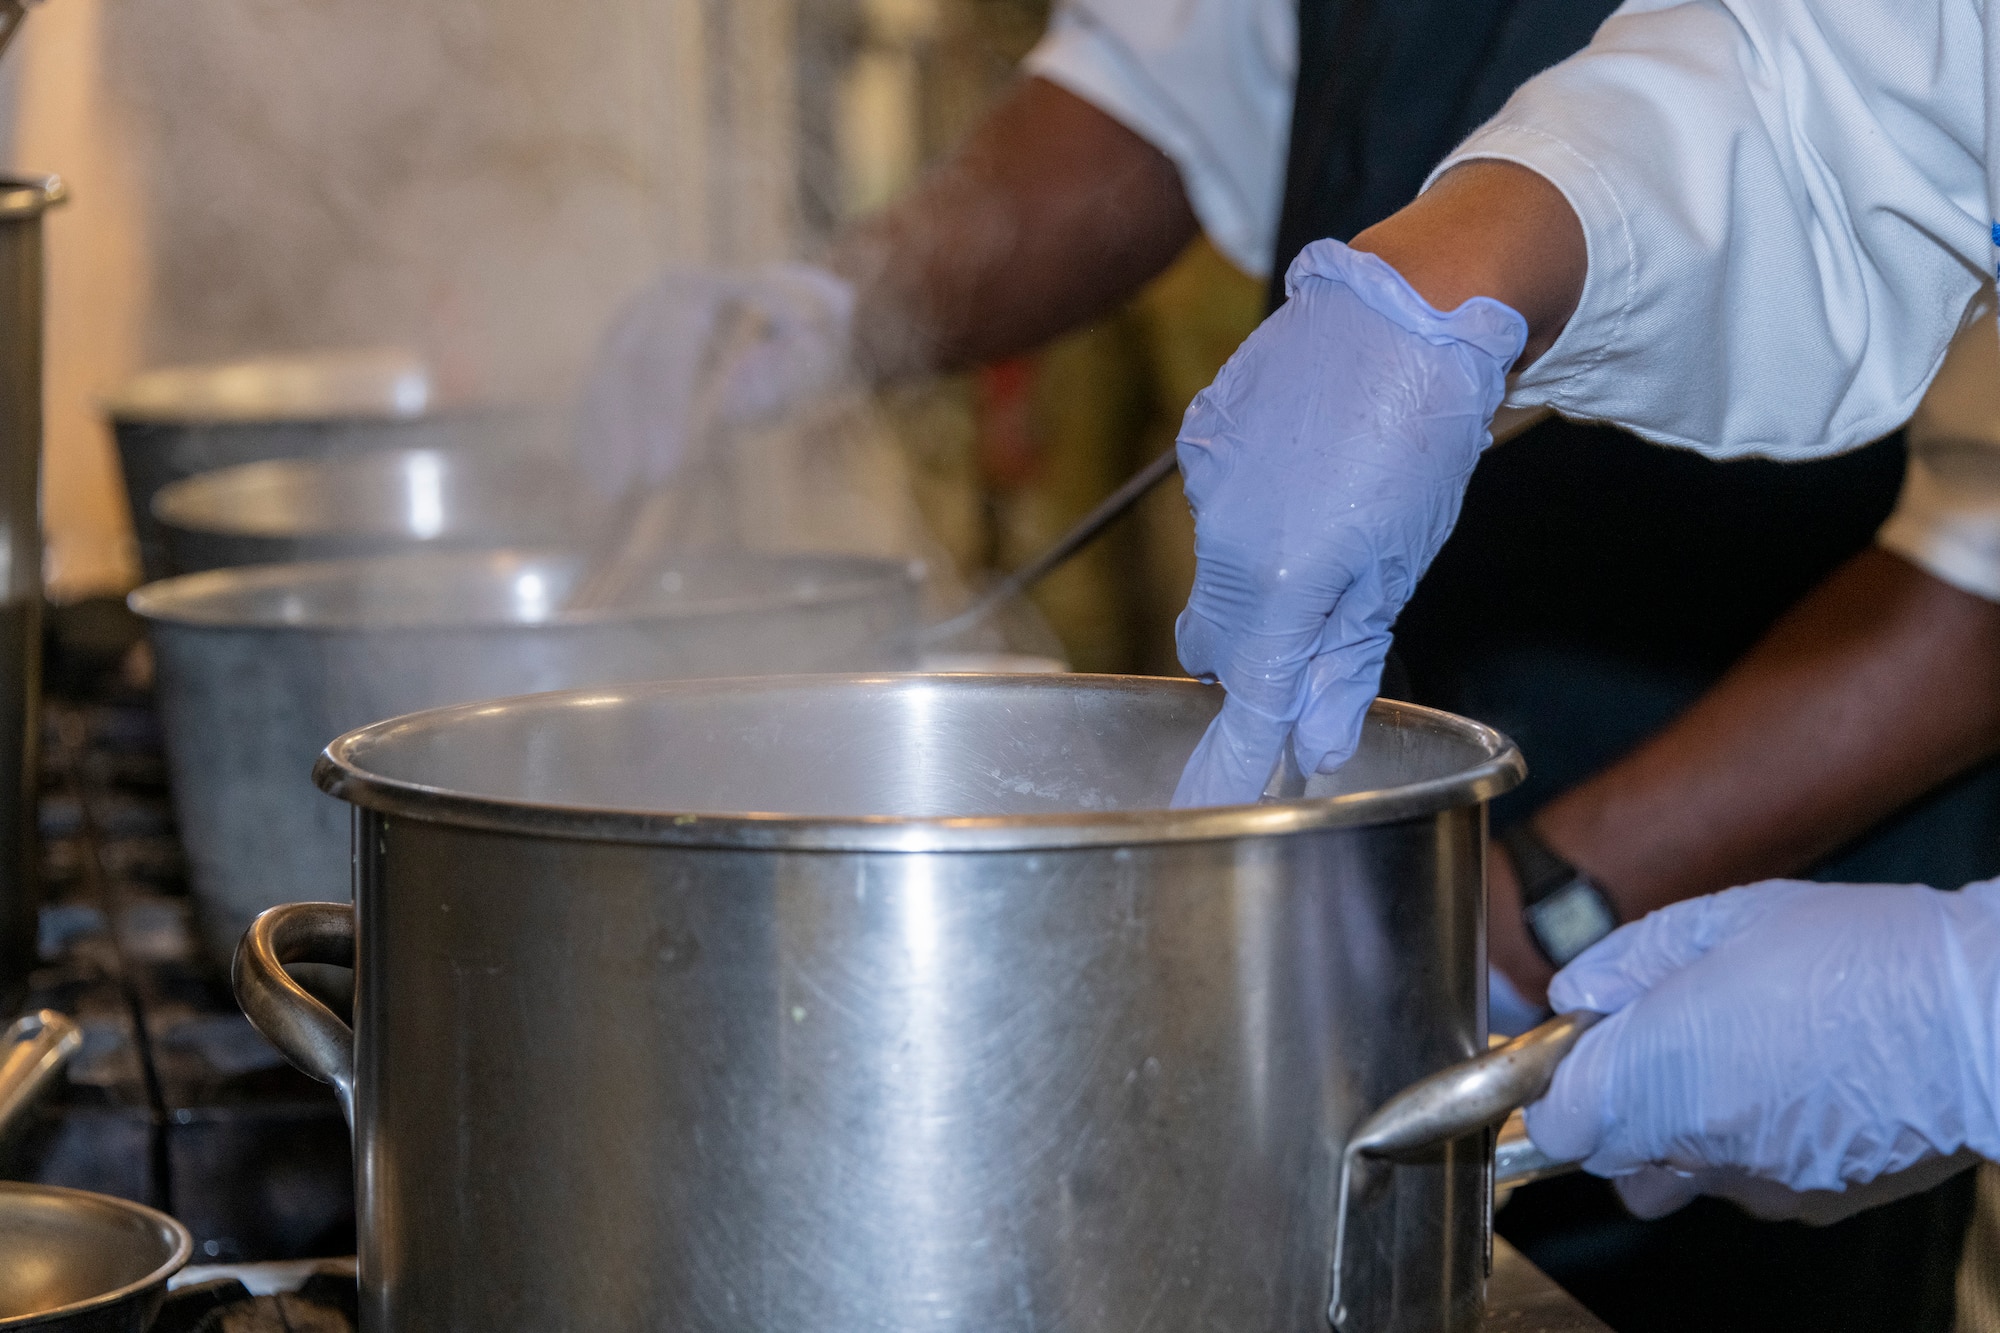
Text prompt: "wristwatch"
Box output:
[[1498, 822, 1620, 969]]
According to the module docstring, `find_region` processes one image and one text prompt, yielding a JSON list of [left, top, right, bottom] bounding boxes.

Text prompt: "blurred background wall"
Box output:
[[1, 0, 1259, 671]]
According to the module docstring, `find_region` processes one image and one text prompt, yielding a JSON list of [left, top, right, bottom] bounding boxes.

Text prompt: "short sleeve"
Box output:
[[1426, 0, 1991, 461], [1024, 0, 1295, 278]]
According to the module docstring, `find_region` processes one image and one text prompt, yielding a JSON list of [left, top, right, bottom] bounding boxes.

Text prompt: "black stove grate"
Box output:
[[12, 601, 355, 1268], [154, 1271, 357, 1333]]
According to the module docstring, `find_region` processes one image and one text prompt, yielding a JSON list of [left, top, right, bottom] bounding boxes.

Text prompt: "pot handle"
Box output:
[[1327, 1010, 1601, 1329], [233, 902, 356, 1130], [0, 1009, 82, 1139]]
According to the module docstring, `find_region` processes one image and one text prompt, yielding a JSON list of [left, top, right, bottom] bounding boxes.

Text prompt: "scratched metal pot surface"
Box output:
[[240, 674, 1522, 1333], [130, 551, 921, 966]]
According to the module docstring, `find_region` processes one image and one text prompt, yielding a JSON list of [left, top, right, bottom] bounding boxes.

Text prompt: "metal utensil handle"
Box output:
[[1495, 1107, 1572, 1188], [1327, 1010, 1601, 1329], [565, 301, 768, 613], [0, 1009, 81, 1139], [915, 390, 1555, 649], [232, 902, 356, 1129], [0, 1, 30, 66], [919, 448, 1180, 647]]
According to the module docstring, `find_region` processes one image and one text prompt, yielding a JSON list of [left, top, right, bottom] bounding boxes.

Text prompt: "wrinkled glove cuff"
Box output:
[[1284, 240, 1529, 373]]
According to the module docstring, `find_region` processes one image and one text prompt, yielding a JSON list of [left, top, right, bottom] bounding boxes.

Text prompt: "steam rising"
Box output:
[[101, 0, 797, 402]]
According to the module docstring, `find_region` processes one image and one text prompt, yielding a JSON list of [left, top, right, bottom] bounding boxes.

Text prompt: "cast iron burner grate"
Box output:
[[153, 1270, 357, 1333]]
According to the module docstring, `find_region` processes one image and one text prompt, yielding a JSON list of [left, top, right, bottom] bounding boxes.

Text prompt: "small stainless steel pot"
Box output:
[[236, 674, 1525, 1332], [0, 1012, 193, 1331], [131, 551, 920, 966], [149, 448, 601, 574], [0, 1182, 191, 1331]]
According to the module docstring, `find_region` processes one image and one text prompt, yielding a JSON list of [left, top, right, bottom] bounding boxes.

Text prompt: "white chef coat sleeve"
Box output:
[[1878, 294, 2000, 603], [1424, 0, 1992, 462], [1023, 0, 1295, 278]]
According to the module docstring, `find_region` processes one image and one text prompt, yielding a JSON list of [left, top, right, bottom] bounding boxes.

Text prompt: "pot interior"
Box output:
[[326, 675, 1519, 829]]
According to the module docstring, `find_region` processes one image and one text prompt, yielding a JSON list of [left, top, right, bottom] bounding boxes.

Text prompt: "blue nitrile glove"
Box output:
[[578, 264, 856, 497], [1525, 876, 2000, 1207], [1170, 240, 1526, 807]]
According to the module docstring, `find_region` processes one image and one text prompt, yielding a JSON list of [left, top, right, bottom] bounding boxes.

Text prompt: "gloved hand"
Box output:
[[1170, 240, 1526, 807], [577, 264, 857, 496], [1525, 876, 2000, 1202]]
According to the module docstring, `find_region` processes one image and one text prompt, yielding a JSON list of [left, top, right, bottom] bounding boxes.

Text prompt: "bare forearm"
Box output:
[[1494, 547, 2000, 1000], [826, 77, 1198, 382], [1351, 160, 1585, 368]]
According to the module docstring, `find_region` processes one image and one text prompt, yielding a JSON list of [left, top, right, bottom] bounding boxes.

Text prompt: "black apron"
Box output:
[[1274, 2, 1987, 1328]]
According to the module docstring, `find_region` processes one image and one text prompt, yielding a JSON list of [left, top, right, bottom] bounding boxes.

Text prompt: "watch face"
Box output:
[[1527, 879, 1617, 966]]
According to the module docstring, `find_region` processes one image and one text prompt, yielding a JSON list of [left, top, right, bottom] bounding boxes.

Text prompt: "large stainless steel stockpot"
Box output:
[[131, 552, 920, 965], [149, 448, 600, 574], [235, 674, 1524, 1333], [105, 350, 560, 580]]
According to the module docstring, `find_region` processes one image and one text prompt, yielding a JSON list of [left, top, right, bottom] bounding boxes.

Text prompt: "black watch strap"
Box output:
[[1498, 822, 1620, 969]]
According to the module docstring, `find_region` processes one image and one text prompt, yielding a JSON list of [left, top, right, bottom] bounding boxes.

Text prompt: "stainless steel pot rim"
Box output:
[[314, 674, 1526, 851], [125, 549, 927, 631], [0, 1181, 193, 1328]]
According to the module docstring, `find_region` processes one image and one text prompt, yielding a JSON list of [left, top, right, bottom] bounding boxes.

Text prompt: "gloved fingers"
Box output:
[[1612, 1152, 1982, 1226], [1170, 693, 1292, 809], [1521, 1003, 1628, 1167], [714, 268, 857, 427], [577, 275, 725, 495], [1610, 1167, 1703, 1220], [1290, 629, 1391, 776], [1545, 878, 1819, 1014], [1488, 964, 1549, 1039], [1728, 1151, 1984, 1224], [1172, 591, 1332, 807], [1173, 590, 1326, 719], [1613, 1167, 1823, 1224]]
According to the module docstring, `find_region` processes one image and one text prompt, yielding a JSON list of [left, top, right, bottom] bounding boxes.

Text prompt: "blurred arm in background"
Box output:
[[579, 75, 1198, 494], [827, 77, 1197, 383]]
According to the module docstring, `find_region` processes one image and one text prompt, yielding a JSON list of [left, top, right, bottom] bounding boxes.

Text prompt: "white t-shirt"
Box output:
[[1024, 0, 1296, 279], [1029, 0, 2000, 601]]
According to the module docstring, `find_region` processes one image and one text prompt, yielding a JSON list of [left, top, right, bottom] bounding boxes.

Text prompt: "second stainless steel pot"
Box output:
[[105, 350, 561, 581], [148, 448, 600, 574], [131, 551, 921, 965], [236, 674, 1523, 1332]]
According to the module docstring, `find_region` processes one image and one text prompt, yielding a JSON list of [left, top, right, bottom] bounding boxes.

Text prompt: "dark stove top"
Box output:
[[1489, 1239, 1614, 1332], [155, 1265, 356, 1333], [146, 1243, 1607, 1333]]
